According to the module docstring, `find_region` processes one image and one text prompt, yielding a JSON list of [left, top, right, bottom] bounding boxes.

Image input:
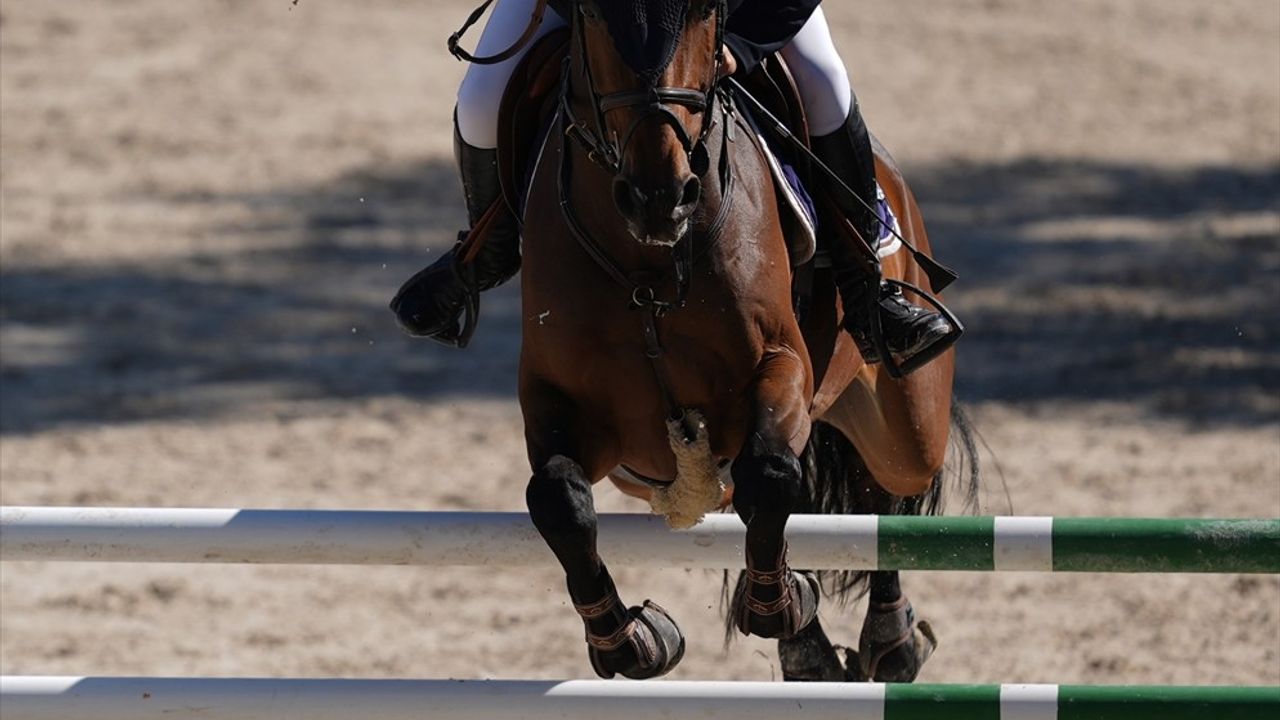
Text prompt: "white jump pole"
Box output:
[[7, 507, 1278, 572], [1, 677, 889, 720], [6, 677, 1276, 720], [0, 507, 877, 570]]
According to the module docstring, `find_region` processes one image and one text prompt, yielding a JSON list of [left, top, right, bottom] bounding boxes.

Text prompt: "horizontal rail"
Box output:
[[2, 507, 1277, 573], [2, 678, 1276, 720]]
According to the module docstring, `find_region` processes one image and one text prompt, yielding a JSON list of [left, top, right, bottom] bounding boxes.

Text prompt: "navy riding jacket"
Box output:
[[724, 0, 822, 75]]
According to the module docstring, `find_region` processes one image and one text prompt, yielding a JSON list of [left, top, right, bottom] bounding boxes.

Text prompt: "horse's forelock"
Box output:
[[594, 0, 693, 85]]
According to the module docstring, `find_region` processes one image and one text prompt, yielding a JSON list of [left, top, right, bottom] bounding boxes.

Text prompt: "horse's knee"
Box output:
[[731, 432, 802, 525], [847, 421, 947, 498], [875, 461, 939, 498], [526, 456, 597, 545], [880, 434, 947, 496], [455, 69, 505, 147]]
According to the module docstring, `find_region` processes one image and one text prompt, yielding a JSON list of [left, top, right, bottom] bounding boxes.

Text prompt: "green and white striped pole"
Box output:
[[876, 516, 1280, 573], [1, 678, 1277, 719], [885, 683, 1279, 719], [3, 508, 1278, 573]]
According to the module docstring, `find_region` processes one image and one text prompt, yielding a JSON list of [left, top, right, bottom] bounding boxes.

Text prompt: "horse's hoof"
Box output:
[[733, 568, 820, 640], [851, 596, 937, 682], [587, 600, 685, 680], [778, 619, 846, 681]]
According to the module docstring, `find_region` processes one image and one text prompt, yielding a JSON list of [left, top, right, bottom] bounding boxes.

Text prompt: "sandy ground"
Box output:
[[2, 0, 1278, 687]]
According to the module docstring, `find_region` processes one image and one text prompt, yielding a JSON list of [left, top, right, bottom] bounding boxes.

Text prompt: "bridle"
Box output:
[[451, 0, 743, 426], [555, 0, 737, 427], [560, 0, 727, 180], [557, 0, 735, 308]]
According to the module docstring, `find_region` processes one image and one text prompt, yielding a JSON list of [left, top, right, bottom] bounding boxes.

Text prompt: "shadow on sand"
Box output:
[[1, 157, 1276, 434]]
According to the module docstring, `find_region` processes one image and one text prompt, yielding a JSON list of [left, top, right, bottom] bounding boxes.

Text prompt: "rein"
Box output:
[[448, 0, 551, 65], [724, 76, 960, 297]]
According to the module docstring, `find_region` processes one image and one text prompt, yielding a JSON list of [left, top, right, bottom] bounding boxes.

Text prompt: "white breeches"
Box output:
[[776, 7, 852, 137], [455, 0, 569, 148], [455, 2, 853, 148]]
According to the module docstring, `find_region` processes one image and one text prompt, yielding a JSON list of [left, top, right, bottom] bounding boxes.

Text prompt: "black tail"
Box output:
[[796, 401, 981, 604]]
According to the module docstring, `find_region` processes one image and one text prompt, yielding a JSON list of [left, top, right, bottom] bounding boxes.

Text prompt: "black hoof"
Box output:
[[778, 619, 846, 681]]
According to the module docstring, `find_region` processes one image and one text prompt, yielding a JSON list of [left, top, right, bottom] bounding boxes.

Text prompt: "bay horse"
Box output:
[[511, 0, 976, 681]]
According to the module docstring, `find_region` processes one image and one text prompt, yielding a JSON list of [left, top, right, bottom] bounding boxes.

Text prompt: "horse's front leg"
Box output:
[[523, 392, 684, 679], [730, 346, 819, 640]]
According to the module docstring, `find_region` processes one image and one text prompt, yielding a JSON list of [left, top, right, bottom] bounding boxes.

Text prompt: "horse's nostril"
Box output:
[[679, 176, 702, 208], [613, 177, 636, 216]]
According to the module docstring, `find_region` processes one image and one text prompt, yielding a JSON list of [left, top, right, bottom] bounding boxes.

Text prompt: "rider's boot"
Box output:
[[389, 118, 521, 347], [811, 103, 957, 371]]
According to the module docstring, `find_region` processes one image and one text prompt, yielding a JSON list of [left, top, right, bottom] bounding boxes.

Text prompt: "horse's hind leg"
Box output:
[[776, 577, 937, 683], [847, 571, 938, 682], [847, 481, 938, 682], [777, 619, 847, 681], [729, 347, 821, 640]]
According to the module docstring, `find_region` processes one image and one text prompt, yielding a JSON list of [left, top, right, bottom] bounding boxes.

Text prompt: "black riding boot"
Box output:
[[811, 103, 955, 370], [389, 122, 521, 347]]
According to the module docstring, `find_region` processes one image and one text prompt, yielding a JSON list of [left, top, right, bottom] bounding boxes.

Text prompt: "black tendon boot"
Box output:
[[389, 122, 522, 347], [811, 103, 956, 371]]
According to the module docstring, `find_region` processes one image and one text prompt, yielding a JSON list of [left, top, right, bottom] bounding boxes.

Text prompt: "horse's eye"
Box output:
[[699, 0, 718, 20], [579, 1, 600, 21]]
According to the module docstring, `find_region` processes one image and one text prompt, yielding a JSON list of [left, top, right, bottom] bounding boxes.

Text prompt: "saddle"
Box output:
[[469, 29, 819, 271]]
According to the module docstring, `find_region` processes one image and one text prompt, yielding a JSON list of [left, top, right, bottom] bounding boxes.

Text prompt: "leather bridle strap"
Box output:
[[565, 0, 725, 177], [556, 95, 737, 309], [448, 0, 550, 65], [597, 88, 708, 114], [600, 88, 709, 161]]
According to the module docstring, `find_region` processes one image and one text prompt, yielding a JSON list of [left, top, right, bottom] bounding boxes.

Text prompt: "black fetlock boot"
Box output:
[[389, 120, 522, 347], [812, 103, 956, 371]]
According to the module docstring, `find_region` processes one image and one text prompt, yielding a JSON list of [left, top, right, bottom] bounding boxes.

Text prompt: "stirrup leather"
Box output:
[[448, 239, 481, 349]]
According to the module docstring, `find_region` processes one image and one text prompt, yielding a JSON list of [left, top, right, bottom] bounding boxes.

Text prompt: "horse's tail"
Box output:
[[797, 401, 982, 605]]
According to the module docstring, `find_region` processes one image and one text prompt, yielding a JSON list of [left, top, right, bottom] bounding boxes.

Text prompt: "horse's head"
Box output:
[[572, 0, 725, 247]]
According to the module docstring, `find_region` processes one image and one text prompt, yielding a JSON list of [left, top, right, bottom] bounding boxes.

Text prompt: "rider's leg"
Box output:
[[390, 0, 566, 345], [455, 0, 567, 150], [779, 9, 954, 368]]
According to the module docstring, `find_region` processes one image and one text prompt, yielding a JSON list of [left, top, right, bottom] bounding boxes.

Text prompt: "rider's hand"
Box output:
[[718, 44, 737, 77]]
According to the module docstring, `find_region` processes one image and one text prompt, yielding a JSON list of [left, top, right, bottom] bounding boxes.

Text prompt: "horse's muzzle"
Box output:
[[613, 173, 701, 246]]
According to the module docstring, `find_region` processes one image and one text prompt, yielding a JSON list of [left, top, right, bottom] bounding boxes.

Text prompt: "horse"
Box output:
[[503, 0, 977, 681]]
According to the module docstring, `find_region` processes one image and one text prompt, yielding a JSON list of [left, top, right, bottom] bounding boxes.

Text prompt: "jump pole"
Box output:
[[3, 507, 1278, 573], [2, 678, 1277, 720]]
